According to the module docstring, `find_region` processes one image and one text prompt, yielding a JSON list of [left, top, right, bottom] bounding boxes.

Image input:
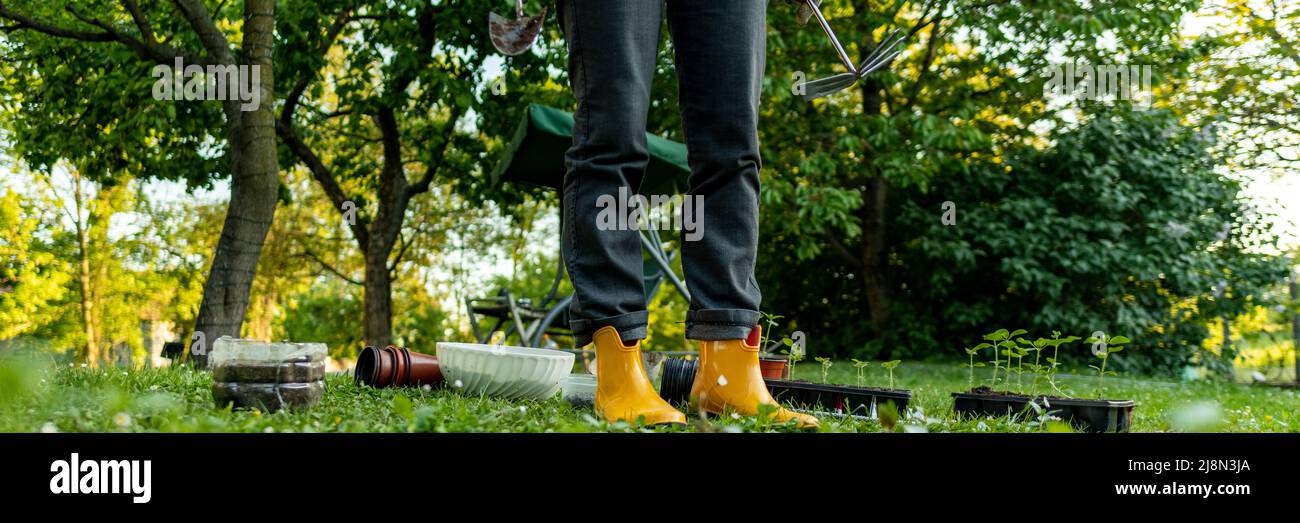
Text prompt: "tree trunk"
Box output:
[[1221, 314, 1232, 362], [859, 51, 891, 329], [1291, 275, 1299, 384], [860, 175, 889, 328], [189, 0, 278, 367], [72, 173, 99, 367], [363, 245, 394, 349]]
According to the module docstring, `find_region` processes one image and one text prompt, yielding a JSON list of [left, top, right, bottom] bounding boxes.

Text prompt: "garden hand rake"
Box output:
[[797, 0, 906, 101]]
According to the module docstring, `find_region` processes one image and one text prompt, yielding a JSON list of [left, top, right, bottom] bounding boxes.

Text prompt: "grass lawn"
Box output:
[[1, 357, 1296, 433]]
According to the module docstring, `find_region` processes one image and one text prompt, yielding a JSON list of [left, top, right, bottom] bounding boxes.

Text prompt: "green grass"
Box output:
[[1, 357, 1296, 433]]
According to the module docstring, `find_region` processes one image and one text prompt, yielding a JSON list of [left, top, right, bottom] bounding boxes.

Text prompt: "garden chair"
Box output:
[[466, 104, 693, 350]]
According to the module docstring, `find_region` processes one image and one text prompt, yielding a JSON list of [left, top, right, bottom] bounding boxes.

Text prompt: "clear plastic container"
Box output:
[[210, 337, 327, 412]]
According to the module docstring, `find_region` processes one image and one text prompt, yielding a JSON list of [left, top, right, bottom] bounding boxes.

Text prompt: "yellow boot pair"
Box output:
[[591, 325, 818, 430]]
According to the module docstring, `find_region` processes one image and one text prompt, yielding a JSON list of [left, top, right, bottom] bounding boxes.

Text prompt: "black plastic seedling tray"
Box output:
[[765, 379, 911, 418], [657, 357, 911, 418], [951, 391, 1134, 433]]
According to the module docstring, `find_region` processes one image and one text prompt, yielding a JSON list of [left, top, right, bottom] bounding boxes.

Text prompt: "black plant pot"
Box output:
[[659, 358, 698, 406], [657, 357, 911, 418], [951, 391, 1134, 433], [764, 379, 911, 418]]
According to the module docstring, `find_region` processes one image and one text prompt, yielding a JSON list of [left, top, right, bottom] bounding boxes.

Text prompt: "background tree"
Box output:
[[755, 0, 1205, 350], [0, 0, 280, 366], [274, 0, 574, 348], [892, 110, 1288, 374], [1176, 0, 1299, 176]]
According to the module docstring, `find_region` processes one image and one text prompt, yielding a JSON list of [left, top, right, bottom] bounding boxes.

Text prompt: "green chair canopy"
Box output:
[[490, 104, 692, 196]]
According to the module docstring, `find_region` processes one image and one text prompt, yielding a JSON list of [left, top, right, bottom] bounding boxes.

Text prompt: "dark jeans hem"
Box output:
[[684, 308, 760, 341], [570, 310, 649, 347]]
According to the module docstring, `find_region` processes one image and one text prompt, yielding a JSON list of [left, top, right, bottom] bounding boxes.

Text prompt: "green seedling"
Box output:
[[1085, 332, 1130, 396], [1004, 343, 1029, 388], [881, 360, 901, 389], [758, 311, 784, 352], [814, 356, 833, 384], [1041, 331, 1079, 396], [851, 359, 870, 388], [781, 336, 805, 382], [982, 328, 1026, 388], [963, 344, 990, 387]]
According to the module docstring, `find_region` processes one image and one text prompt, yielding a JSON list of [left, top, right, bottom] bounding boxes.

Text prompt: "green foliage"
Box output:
[[887, 111, 1289, 375], [0, 190, 71, 340], [970, 328, 1127, 399], [753, 1, 1285, 376], [0, 1, 230, 187]]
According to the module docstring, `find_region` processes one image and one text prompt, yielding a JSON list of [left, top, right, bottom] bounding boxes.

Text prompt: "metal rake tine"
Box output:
[[857, 47, 903, 79], [802, 72, 859, 101], [858, 28, 905, 69]]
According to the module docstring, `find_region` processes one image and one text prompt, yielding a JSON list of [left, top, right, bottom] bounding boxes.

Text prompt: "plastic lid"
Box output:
[[209, 337, 328, 366]]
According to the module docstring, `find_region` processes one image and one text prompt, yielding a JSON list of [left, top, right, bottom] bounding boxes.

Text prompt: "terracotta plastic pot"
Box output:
[[403, 347, 444, 386], [386, 346, 410, 386], [356, 345, 444, 388], [758, 356, 788, 380], [355, 346, 391, 387]]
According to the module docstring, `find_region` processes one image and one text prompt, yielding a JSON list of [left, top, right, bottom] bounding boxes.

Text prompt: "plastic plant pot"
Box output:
[[212, 381, 325, 412], [758, 356, 788, 380], [355, 346, 444, 388], [209, 337, 327, 412], [951, 390, 1134, 433], [387, 346, 411, 386], [561, 374, 597, 407], [658, 357, 698, 406], [212, 360, 324, 383], [764, 379, 911, 418]]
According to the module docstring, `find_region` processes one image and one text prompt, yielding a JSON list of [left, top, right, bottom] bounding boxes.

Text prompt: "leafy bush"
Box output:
[[760, 110, 1289, 375]]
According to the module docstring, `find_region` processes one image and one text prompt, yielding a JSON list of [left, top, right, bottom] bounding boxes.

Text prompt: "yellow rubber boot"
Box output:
[[689, 326, 819, 429], [593, 326, 686, 426]]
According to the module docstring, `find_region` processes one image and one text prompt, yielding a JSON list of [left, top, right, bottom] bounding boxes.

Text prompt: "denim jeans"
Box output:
[[558, 0, 766, 347]]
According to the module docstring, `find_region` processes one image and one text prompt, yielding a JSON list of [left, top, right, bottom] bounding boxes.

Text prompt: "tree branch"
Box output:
[[406, 105, 465, 198], [281, 9, 352, 125], [0, 3, 113, 41], [120, 0, 155, 44], [300, 248, 362, 286], [826, 233, 862, 266], [0, 3, 201, 64], [275, 119, 371, 249], [170, 0, 234, 65]]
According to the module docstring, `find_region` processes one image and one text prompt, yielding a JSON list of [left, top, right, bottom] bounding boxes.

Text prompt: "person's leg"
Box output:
[[559, 0, 661, 348], [667, 0, 765, 339], [560, 0, 685, 426], [668, 0, 816, 429]]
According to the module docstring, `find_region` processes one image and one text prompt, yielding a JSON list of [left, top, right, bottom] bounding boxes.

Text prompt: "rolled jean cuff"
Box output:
[[570, 310, 649, 347], [684, 309, 760, 341]]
